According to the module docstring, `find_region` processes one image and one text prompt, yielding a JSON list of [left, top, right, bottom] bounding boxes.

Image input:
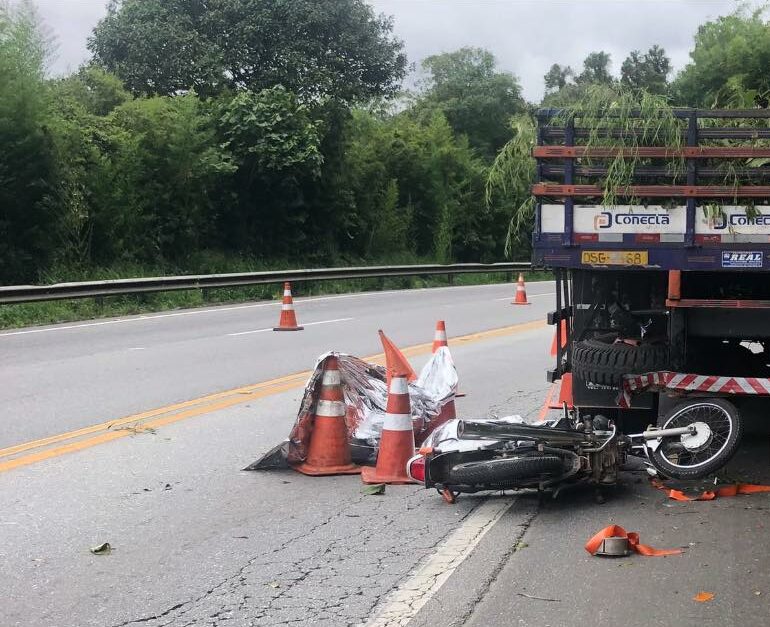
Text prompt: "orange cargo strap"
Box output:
[[585, 524, 682, 557], [651, 478, 770, 502]]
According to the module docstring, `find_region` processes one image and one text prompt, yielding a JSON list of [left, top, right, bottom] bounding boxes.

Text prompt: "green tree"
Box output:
[[53, 65, 132, 116], [89, 0, 407, 103], [542, 51, 616, 107], [339, 109, 499, 262], [544, 63, 573, 94], [672, 8, 770, 107], [416, 48, 525, 157], [0, 1, 58, 282], [621, 45, 671, 94], [576, 51, 613, 85], [217, 86, 323, 255], [104, 95, 235, 262]]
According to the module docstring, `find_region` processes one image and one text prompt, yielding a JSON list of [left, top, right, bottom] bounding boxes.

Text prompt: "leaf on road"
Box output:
[[361, 484, 386, 495], [517, 592, 560, 602], [693, 592, 715, 603], [90, 542, 112, 555]]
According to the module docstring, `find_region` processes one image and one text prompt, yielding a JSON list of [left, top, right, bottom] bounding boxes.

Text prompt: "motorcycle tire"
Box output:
[[650, 398, 743, 480], [572, 337, 669, 387], [447, 455, 564, 486]]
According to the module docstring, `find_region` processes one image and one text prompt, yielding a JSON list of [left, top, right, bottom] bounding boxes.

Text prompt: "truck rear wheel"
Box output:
[[572, 337, 669, 387]]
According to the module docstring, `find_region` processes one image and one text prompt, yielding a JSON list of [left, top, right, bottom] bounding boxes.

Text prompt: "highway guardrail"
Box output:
[[0, 263, 533, 304]]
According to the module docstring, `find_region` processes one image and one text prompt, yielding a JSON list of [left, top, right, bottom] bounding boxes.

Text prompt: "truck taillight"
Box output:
[[406, 454, 426, 483]]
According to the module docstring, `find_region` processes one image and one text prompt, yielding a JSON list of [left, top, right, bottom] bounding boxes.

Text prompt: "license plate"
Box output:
[[581, 250, 649, 266]]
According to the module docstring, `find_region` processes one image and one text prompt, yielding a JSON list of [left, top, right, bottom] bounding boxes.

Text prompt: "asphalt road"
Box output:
[[0, 281, 554, 448], [2, 281, 769, 627]]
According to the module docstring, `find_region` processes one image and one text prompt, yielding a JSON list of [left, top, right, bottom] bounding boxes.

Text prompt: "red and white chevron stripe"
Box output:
[[618, 371, 770, 408]]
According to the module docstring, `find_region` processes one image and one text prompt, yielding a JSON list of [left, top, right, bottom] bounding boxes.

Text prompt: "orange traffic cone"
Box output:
[[550, 320, 568, 356], [549, 373, 574, 410], [432, 321, 449, 353], [295, 356, 359, 476], [379, 330, 417, 389], [274, 282, 304, 331], [512, 273, 530, 305], [537, 373, 574, 421], [362, 372, 416, 484]]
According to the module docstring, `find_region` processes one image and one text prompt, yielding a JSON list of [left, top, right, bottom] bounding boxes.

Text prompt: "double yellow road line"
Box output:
[[0, 320, 546, 474]]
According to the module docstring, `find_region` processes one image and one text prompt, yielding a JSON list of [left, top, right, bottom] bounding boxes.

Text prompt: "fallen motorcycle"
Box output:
[[406, 398, 743, 501]]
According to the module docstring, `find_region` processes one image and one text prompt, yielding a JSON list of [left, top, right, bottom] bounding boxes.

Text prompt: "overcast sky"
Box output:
[[37, 0, 750, 101]]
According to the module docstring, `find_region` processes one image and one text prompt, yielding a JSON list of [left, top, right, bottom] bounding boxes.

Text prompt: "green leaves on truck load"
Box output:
[[552, 84, 686, 207]]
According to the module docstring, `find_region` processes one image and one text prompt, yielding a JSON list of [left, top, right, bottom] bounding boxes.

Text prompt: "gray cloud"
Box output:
[[36, 0, 748, 100]]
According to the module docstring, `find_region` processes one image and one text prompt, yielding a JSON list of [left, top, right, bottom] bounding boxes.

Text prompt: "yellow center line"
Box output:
[[0, 319, 547, 473]]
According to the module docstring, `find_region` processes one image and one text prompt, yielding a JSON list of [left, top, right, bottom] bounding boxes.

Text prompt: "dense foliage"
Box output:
[[1, 1, 769, 286]]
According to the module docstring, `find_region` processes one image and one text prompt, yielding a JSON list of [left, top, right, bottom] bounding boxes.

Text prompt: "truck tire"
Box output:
[[572, 338, 669, 387], [447, 455, 563, 486]]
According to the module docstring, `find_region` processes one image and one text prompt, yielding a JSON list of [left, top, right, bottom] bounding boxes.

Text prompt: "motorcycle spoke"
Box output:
[[659, 402, 734, 469]]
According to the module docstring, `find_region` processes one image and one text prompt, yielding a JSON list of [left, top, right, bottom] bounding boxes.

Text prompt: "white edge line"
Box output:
[[495, 292, 555, 301], [364, 497, 516, 627], [228, 317, 353, 336], [1, 281, 555, 338]]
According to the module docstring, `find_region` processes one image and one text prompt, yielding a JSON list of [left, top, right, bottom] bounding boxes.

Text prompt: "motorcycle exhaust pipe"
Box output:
[[457, 419, 586, 445]]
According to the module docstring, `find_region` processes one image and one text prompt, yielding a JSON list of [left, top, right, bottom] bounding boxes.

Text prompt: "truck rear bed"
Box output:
[[532, 108, 770, 272]]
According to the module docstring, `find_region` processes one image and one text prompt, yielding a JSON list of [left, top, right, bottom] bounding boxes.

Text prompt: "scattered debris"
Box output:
[[517, 592, 560, 602], [109, 422, 157, 436], [90, 542, 112, 555], [247, 346, 458, 472], [361, 484, 386, 496], [585, 525, 682, 557], [693, 592, 715, 603]]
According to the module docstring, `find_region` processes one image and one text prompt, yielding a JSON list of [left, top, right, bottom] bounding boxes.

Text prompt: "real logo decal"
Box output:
[[721, 251, 763, 268]]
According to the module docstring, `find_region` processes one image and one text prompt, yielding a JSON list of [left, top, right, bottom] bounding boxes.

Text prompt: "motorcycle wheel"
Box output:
[[650, 398, 743, 480], [447, 455, 564, 486]]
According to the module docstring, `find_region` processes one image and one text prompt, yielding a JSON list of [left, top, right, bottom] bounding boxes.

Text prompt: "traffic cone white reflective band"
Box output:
[[383, 412, 413, 431], [433, 321, 449, 353], [389, 376, 408, 395], [322, 369, 342, 386], [294, 355, 358, 475], [274, 281, 303, 331], [512, 273, 530, 305], [315, 399, 346, 417], [361, 371, 415, 485]]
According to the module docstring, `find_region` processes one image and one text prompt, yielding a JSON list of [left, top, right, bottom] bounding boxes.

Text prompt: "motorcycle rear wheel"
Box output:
[[447, 455, 564, 486], [650, 398, 742, 480]]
